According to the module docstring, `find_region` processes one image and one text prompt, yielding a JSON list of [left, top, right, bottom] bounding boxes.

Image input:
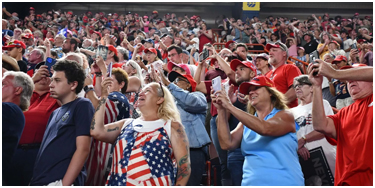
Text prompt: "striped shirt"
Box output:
[[106, 119, 176, 186]]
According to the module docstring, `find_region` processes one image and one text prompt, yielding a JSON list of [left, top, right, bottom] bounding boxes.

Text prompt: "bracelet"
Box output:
[[84, 85, 94, 93], [95, 72, 102, 77], [302, 135, 307, 144]]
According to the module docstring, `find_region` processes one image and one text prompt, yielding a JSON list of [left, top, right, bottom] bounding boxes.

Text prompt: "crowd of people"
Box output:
[[2, 5, 373, 186]]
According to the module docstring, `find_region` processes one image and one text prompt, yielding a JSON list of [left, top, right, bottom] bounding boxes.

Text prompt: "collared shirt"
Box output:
[[19, 91, 60, 145]]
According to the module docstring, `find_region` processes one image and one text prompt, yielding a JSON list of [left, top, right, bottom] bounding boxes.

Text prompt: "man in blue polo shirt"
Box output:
[[30, 60, 94, 186]]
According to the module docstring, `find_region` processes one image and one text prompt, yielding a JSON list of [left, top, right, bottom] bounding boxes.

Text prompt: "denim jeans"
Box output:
[[227, 148, 244, 186], [210, 115, 232, 185], [186, 147, 207, 186]]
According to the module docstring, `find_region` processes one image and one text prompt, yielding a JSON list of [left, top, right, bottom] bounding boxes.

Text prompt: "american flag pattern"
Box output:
[[106, 120, 176, 186], [125, 92, 140, 119], [86, 92, 130, 186]]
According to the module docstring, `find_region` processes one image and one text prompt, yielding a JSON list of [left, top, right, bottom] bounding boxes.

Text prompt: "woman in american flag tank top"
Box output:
[[90, 81, 191, 186]]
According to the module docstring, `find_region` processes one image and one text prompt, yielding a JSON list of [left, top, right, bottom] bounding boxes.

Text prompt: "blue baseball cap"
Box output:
[[144, 38, 154, 45]]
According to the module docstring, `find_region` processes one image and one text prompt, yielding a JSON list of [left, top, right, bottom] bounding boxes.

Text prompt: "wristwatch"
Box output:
[[84, 84, 94, 93], [302, 135, 307, 144]]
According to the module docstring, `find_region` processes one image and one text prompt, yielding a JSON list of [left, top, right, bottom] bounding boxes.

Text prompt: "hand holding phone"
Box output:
[[45, 57, 57, 77]]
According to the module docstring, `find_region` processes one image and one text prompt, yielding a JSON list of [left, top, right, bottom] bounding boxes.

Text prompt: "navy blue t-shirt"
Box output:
[[30, 98, 94, 186], [2, 102, 25, 185]]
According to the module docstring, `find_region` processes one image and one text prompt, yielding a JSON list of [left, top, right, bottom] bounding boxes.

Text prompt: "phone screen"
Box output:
[[200, 48, 209, 61], [212, 76, 222, 93], [45, 57, 57, 76]]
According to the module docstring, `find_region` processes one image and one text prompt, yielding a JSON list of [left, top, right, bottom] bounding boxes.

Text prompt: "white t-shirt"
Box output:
[[123, 118, 172, 138], [186, 37, 199, 51], [290, 100, 336, 176]]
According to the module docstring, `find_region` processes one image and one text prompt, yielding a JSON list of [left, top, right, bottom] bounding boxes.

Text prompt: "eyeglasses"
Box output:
[[293, 83, 311, 89], [168, 53, 178, 58], [174, 77, 189, 84], [159, 82, 164, 97]]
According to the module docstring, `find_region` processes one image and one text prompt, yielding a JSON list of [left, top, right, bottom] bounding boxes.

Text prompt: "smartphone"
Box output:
[[84, 68, 90, 76], [199, 48, 209, 61], [351, 43, 357, 50], [45, 57, 57, 76], [107, 62, 113, 77], [96, 45, 108, 61], [212, 76, 222, 93]]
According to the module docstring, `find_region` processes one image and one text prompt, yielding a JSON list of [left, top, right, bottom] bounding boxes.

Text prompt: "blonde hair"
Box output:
[[247, 86, 289, 115], [150, 82, 181, 123]]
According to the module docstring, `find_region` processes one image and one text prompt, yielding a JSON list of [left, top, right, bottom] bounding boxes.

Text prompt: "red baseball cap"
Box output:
[[93, 31, 102, 38], [83, 16, 88, 23], [340, 63, 367, 70], [357, 39, 367, 43], [167, 61, 191, 75], [225, 40, 236, 48], [107, 45, 118, 56], [152, 10, 158, 14], [354, 13, 359, 16], [30, 7, 35, 10], [2, 40, 26, 50], [331, 55, 348, 64], [239, 76, 275, 95], [230, 59, 256, 73], [144, 48, 157, 54], [112, 63, 124, 69], [113, 13, 118, 16], [168, 71, 197, 92], [67, 11, 73, 15], [22, 33, 34, 39]]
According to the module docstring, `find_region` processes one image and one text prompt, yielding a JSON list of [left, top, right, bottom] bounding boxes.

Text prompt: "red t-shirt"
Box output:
[[265, 64, 301, 108], [19, 92, 60, 144], [325, 94, 373, 186]]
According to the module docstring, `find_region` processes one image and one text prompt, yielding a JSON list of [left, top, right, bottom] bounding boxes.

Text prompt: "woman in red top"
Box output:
[[198, 23, 213, 53]]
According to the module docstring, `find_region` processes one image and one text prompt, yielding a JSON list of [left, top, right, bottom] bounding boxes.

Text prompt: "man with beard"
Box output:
[[265, 42, 301, 108], [62, 37, 78, 54]]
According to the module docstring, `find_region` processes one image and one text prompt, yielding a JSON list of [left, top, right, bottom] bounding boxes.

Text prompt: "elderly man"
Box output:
[[27, 48, 45, 76], [265, 42, 302, 108], [308, 61, 373, 185], [2, 71, 34, 185]]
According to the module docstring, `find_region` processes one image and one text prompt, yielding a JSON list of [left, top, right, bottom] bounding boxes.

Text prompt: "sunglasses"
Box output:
[[159, 82, 164, 97], [293, 83, 312, 89]]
